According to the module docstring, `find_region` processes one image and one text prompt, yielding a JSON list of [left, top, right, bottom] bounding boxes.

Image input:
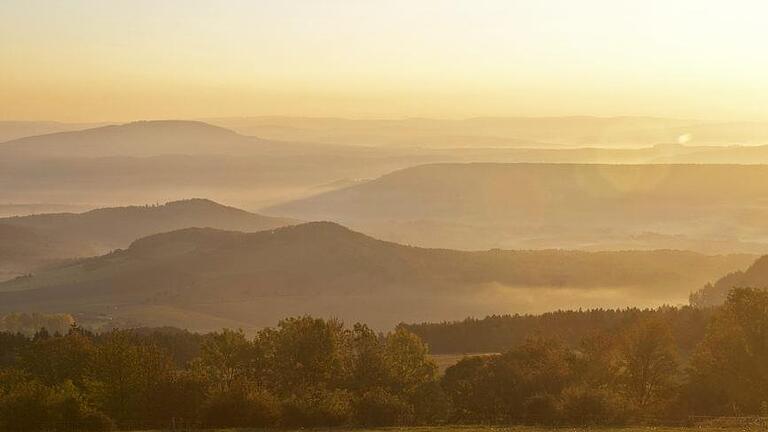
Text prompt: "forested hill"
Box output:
[[268, 163, 768, 252], [0, 198, 297, 281], [1, 198, 295, 250], [0, 221, 752, 330], [690, 255, 768, 307]]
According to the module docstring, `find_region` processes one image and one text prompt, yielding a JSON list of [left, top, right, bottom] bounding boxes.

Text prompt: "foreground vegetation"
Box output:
[[1, 288, 768, 431]]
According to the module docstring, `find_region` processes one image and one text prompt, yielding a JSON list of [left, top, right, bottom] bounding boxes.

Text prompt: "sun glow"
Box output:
[[2, 0, 768, 121]]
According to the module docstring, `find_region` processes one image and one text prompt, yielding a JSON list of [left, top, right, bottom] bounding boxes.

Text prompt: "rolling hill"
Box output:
[[0, 199, 296, 281], [0, 222, 753, 331], [0, 121, 104, 143], [268, 163, 768, 253], [205, 116, 768, 149], [0, 120, 446, 209], [6, 119, 768, 212], [690, 255, 768, 307], [0, 224, 69, 282], [0, 120, 258, 157]]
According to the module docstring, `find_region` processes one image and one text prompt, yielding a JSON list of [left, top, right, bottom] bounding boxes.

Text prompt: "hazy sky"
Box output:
[[2, 0, 767, 121]]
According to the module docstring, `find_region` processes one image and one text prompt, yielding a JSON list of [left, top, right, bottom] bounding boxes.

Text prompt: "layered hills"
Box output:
[[269, 163, 768, 252], [0, 199, 295, 280], [691, 255, 768, 307], [0, 222, 752, 330]]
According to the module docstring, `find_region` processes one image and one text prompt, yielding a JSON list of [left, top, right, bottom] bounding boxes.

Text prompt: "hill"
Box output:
[[0, 120, 259, 157], [6, 119, 768, 212], [206, 116, 768, 149], [0, 224, 69, 282], [0, 199, 296, 280], [0, 222, 753, 331], [655, 144, 768, 164], [690, 255, 768, 307], [0, 119, 444, 209], [205, 116, 697, 148], [268, 163, 768, 253], [0, 121, 104, 143]]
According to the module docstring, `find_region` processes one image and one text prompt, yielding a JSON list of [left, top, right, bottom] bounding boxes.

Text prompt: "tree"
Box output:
[[21, 327, 95, 386], [616, 319, 678, 411], [200, 381, 280, 428], [348, 323, 389, 391], [191, 329, 257, 393], [259, 316, 352, 395], [442, 355, 498, 422], [85, 331, 174, 427], [443, 338, 571, 423], [385, 327, 437, 395], [688, 288, 768, 415]]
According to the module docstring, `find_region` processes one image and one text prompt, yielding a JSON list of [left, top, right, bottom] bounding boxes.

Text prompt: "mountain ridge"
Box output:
[[691, 255, 768, 307], [267, 162, 768, 252], [0, 120, 254, 157], [0, 198, 297, 281], [0, 221, 754, 330]]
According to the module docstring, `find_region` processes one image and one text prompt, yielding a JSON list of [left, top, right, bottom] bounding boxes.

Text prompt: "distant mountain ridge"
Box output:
[[0, 120, 256, 157], [6, 119, 768, 214], [267, 163, 768, 252], [0, 199, 297, 281], [691, 255, 768, 307], [0, 224, 68, 282], [0, 221, 753, 330], [205, 116, 768, 148], [0, 121, 106, 143]]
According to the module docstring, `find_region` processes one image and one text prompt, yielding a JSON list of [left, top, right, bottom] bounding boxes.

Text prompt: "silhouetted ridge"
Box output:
[[0, 199, 296, 280], [123, 221, 365, 253], [269, 162, 768, 252], [0, 120, 257, 157], [83, 198, 253, 218], [34, 120, 240, 140], [125, 227, 246, 258], [691, 255, 768, 307], [264, 220, 364, 239]]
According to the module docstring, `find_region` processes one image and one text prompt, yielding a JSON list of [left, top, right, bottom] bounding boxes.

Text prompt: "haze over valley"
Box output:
[[2, 117, 768, 331], [0, 220, 753, 331], [6, 2, 768, 428]]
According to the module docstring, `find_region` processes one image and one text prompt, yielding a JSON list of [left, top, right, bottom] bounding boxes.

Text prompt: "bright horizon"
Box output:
[[2, 0, 768, 122]]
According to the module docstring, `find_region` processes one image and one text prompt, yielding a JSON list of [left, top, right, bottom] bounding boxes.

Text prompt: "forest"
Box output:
[[1, 288, 767, 431], [404, 306, 716, 354]]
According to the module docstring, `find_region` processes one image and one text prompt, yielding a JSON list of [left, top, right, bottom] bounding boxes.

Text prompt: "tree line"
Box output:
[[1, 288, 767, 431], [403, 305, 716, 354]]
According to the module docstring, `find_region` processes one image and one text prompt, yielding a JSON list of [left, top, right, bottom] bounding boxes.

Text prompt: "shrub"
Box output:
[[201, 384, 280, 428], [60, 394, 114, 432], [560, 385, 628, 425], [0, 379, 58, 432], [410, 381, 450, 424], [76, 410, 115, 432], [281, 388, 352, 427], [522, 393, 560, 425], [355, 388, 412, 426]]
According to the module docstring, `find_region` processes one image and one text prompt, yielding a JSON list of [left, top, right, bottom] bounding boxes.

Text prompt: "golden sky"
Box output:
[[1, 0, 767, 122]]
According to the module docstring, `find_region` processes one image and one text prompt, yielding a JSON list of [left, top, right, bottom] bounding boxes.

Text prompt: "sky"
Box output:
[[1, 0, 768, 122]]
